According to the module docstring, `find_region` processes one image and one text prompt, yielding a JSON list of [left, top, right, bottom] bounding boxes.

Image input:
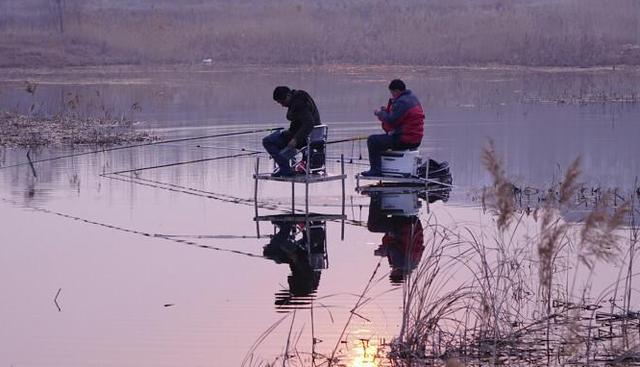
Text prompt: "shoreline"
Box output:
[[1, 62, 639, 78]]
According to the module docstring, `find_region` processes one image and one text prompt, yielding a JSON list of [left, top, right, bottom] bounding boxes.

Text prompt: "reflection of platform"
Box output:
[[254, 213, 347, 222], [355, 174, 452, 187], [357, 184, 436, 194], [254, 172, 347, 183], [357, 181, 452, 193]]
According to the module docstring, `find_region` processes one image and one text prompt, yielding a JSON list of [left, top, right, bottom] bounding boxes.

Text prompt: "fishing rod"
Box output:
[[194, 134, 368, 152], [326, 135, 368, 145], [194, 145, 368, 165], [105, 151, 259, 175], [195, 145, 264, 154], [0, 126, 283, 170]]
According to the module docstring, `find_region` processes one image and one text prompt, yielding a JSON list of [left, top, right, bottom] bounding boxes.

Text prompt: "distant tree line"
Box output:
[[0, 0, 638, 67]]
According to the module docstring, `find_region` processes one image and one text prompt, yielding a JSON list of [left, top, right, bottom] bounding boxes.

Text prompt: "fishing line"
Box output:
[[0, 197, 265, 260]]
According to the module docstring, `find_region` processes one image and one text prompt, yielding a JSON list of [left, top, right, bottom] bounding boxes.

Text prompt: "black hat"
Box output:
[[388, 79, 406, 91], [273, 86, 291, 101]]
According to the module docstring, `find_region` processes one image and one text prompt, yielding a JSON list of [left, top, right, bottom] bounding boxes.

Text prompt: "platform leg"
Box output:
[[341, 154, 345, 217], [425, 156, 430, 214], [292, 181, 295, 214], [341, 154, 346, 241], [254, 157, 260, 238], [305, 180, 309, 215]]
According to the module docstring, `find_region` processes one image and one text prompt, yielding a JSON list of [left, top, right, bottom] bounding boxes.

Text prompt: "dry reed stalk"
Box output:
[[579, 195, 630, 269], [481, 141, 515, 232], [558, 157, 582, 206]]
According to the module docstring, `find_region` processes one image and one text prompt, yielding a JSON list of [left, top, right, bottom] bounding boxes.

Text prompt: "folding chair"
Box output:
[[294, 124, 328, 175]]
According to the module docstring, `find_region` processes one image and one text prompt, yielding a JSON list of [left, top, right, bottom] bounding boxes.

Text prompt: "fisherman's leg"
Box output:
[[363, 134, 394, 175], [263, 131, 287, 157], [392, 139, 420, 151], [262, 131, 293, 174]]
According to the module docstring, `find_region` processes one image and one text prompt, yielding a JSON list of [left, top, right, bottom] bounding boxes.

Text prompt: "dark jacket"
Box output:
[[284, 90, 321, 149], [375, 90, 425, 145]]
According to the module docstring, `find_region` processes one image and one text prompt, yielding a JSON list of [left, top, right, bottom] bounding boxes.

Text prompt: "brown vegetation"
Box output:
[[1, 0, 639, 68], [0, 110, 154, 147], [388, 145, 639, 366]]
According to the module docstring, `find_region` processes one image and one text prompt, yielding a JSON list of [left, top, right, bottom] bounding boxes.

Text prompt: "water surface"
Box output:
[[1, 65, 639, 366]]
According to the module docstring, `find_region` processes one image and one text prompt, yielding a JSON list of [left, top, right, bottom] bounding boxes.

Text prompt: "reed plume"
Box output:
[[482, 140, 515, 232]]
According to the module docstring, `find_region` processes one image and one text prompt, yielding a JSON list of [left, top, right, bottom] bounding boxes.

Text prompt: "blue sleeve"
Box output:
[[378, 98, 408, 125]]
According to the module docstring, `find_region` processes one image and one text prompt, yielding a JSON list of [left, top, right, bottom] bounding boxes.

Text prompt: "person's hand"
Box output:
[[287, 137, 297, 149]]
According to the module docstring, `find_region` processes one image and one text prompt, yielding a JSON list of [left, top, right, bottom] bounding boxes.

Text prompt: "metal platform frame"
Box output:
[[253, 155, 347, 239]]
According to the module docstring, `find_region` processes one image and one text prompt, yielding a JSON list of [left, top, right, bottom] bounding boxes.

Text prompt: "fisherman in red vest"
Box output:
[[361, 79, 425, 177]]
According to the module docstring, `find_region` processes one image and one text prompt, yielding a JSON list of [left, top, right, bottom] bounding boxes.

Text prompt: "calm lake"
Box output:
[[1, 65, 639, 366]]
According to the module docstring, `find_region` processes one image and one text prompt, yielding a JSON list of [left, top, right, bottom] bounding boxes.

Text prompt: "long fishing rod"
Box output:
[[193, 145, 369, 165], [327, 135, 368, 145], [194, 135, 368, 152], [105, 151, 258, 175], [0, 126, 283, 170]]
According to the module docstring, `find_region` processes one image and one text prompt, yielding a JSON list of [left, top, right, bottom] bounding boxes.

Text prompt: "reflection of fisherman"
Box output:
[[367, 193, 425, 284], [262, 221, 324, 298]]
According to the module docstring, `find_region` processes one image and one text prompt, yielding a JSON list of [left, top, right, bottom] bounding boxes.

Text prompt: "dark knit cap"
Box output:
[[273, 86, 291, 101], [388, 79, 406, 91]]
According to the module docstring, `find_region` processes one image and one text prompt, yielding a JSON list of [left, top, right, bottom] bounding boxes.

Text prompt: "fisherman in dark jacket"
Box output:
[[361, 79, 425, 177], [263, 86, 321, 177]]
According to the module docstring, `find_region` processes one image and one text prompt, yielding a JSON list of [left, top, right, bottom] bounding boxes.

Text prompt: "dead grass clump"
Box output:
[[0, 110, 155, 147]]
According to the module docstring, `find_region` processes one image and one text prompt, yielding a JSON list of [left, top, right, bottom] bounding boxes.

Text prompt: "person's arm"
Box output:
[[289, 100, 316, 148], [374, 98, 409, 126]]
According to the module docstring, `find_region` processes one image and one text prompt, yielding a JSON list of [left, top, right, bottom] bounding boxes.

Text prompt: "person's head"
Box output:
[[388, 79, 406, 98], [273, 86, 292, 107]]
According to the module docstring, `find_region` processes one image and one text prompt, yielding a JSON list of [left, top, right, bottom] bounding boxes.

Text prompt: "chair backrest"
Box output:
[[308, 124, 328, 145]]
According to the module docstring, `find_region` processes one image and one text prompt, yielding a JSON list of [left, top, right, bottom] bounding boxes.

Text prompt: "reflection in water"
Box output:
[[367, 190, 424, 285], [262, 215, 328, 311], [349, 334, 383, 367], [363, 182, 452, 284]]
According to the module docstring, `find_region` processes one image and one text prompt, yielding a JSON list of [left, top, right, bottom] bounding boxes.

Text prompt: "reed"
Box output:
[[388, 149, 638, 366]]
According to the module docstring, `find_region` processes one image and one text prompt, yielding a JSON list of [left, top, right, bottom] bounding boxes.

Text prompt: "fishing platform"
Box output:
[[253, 124, 347, 219]]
